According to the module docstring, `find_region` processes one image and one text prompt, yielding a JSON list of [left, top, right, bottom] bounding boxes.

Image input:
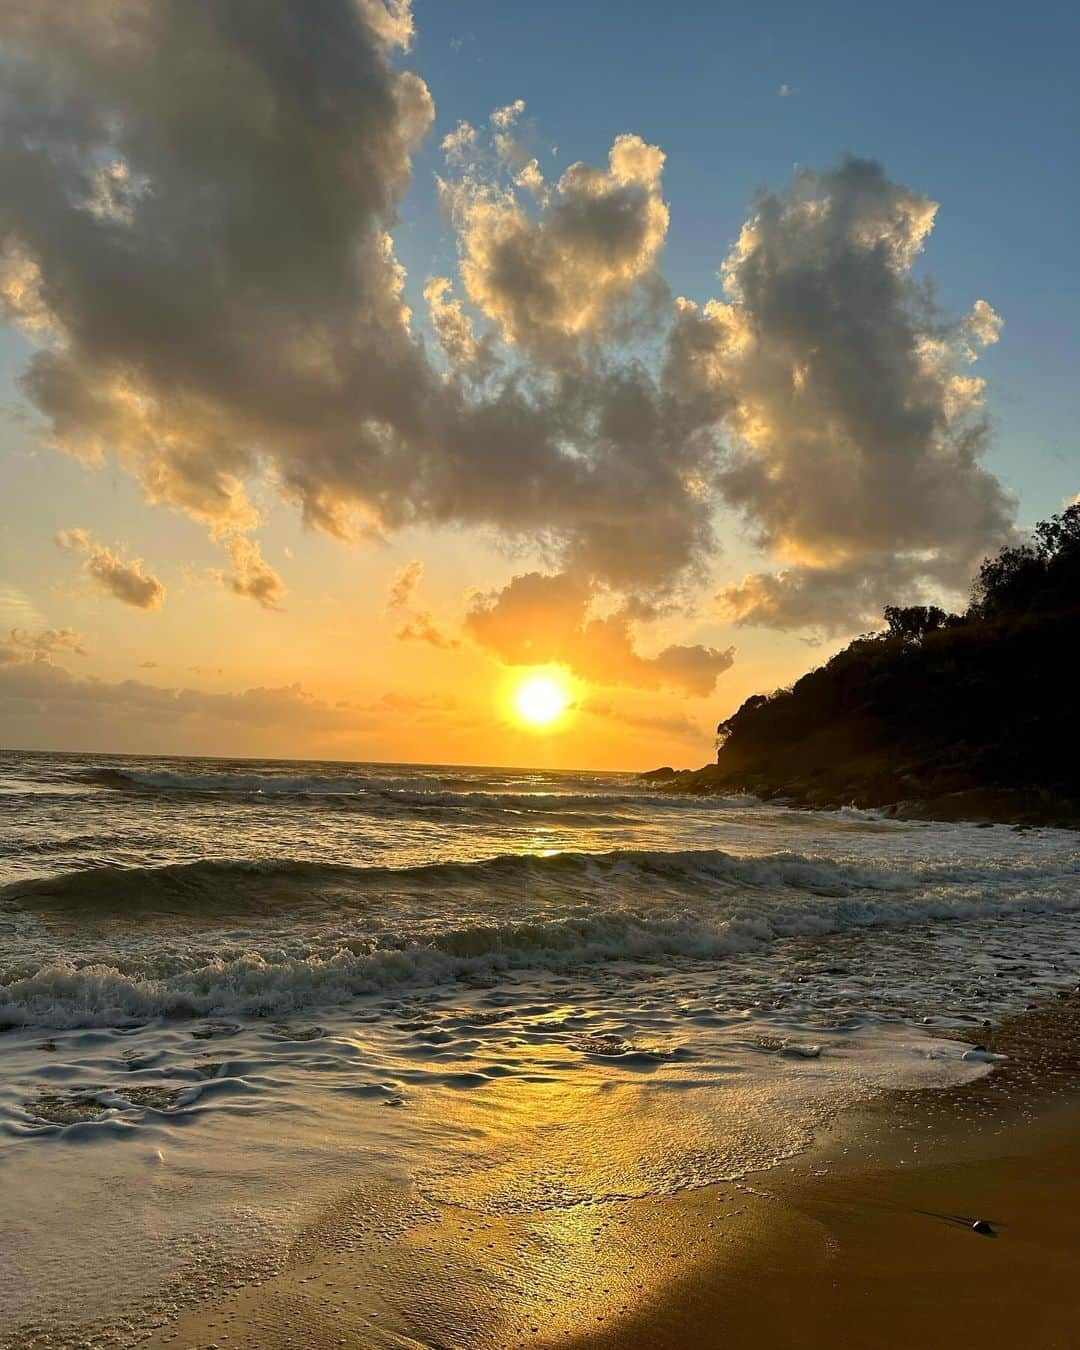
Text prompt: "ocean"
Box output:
[[2, 749, 1079, 1347]]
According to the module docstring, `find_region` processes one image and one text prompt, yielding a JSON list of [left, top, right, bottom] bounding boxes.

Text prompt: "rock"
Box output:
[[640, 766, 678, 781], [971, 1219, 994, 1236]]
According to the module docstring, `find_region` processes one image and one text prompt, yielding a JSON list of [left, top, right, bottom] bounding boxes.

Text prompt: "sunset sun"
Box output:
[[512, 673, 570, 728]]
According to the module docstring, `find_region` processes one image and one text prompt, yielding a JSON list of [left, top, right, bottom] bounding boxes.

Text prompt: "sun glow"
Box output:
[[512, 673, 571, 728]]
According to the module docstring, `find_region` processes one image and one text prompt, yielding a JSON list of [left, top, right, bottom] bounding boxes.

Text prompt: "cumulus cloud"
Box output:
[[465, 572, 733, 696], [0, 3, 722, 596], [0, 626, 85, 664], [57, 528, 165, 610], [666, 157, 1013, 630], [438, 128, 669, 361], [0, 7, 1017, 633], [213, 536, 287, 610], [0, 0, 434, 544]]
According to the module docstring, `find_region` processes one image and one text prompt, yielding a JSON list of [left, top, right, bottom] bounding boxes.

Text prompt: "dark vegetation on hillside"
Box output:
[[652, 505, 1080, 825]]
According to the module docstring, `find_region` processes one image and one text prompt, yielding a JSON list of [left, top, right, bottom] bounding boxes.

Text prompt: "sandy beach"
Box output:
[[140, 994, 1080, 1350]]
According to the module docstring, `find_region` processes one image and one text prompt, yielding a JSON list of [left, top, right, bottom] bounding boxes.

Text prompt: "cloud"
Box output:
[[424, 276, 486, 371], [0, 625, 85, 664], [665, 157, 1014, 630], [0, 8, 1016, 625], [213, 536, 286, 610], [716, 556, 937, 636], [57, 528, 165, 610], [387, 559, 425, 609], [465, 571, 733, 696], [580, 696, 706, 743], [0, 643, 465, 752], [438, 128, 669, 361], [385, 558, 460, 647], [373, 689, 457, 715], [0, 657, 364, 743], [0, 3, 721, 595], [395, 611, 461, 649], [0, 0, 434, 544], [490, 99, 526, 131]]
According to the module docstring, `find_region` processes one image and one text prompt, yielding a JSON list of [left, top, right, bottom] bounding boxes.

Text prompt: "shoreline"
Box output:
[[644, 765, 1080, 830], [141, 993, 1080, 1350]]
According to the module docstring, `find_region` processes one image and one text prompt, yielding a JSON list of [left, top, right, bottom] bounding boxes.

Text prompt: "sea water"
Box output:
[[2, 750, 1079, 1346]]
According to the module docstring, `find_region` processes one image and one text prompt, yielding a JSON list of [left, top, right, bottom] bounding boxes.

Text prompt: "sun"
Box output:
[[512, 673, 571, 728]]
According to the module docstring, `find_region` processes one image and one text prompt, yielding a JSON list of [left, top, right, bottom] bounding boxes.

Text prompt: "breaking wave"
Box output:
[[3, 847, 1079, 1029]]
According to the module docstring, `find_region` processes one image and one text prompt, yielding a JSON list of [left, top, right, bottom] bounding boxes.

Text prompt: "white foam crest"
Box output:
[[5, 871, 1080, 1029]]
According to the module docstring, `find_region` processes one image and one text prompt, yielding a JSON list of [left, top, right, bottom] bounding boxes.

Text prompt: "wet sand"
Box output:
[[146, 996, 1080, 1350]]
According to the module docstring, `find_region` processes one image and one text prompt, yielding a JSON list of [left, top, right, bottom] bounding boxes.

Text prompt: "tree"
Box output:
[[970, 504, 1080, 618], [883, 604, 951, 641]]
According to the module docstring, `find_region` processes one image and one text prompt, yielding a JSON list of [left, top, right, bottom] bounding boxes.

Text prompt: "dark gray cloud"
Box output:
[[465, 571, 733, 697]]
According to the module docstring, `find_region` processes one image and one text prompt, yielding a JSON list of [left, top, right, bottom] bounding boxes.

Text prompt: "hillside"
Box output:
[[655, 505, 1080, 826]]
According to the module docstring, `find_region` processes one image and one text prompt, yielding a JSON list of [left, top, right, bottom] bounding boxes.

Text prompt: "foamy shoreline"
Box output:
[[126, 992, 1080, 1350]]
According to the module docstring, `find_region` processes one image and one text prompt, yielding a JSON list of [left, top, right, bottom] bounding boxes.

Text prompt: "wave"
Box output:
[[7, 846, 1077, 917], [82, 767, 445, 796], [80, 765, 759, 819], [3, 847, 1079, 1028], [0, 847, 914, 917]]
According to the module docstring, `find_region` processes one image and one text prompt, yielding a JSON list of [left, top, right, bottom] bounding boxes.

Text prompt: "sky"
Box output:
[[0, 0, 1076, 770]]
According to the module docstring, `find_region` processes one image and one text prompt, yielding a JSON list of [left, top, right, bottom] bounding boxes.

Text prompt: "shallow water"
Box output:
[[2, 750, 1079, 1347]]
